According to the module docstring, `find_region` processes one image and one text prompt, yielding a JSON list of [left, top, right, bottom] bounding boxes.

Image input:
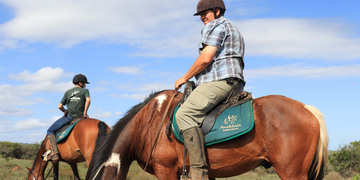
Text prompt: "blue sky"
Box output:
[[0, 0, 359, 150]]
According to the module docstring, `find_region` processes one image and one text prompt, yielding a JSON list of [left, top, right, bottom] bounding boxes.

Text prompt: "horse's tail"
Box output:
[[305, 105, 329, 180], [86, 121, 110, 180]]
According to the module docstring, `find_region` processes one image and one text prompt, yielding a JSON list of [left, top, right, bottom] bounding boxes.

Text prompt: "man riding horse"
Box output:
[[46, 73, 91, 161], [174, 0, 245, 179]]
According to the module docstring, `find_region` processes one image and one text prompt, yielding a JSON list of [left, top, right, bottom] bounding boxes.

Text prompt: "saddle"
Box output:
[[55, 118, 81, 143], [168, 81, 254, 146]]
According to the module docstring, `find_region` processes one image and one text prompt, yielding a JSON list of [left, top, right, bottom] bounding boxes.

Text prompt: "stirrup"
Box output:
[[50, 152, 59, 161], [189, 167, 209, 180], [180, 174, 190, 180]]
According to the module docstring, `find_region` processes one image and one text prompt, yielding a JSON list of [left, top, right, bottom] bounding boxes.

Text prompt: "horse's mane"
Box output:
[[86, 90, 165, 179]]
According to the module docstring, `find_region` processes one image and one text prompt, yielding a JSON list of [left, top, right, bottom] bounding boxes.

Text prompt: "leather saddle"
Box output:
[[55, 118, 81, 143], [168, 80, 252, 136]]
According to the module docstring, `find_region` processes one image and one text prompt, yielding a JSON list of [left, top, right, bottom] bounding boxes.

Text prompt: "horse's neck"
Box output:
[[31, 141, 47, 176], [132, 92, 181, 160], [112, 101, 160, 159], [110, 91, 180, 160]]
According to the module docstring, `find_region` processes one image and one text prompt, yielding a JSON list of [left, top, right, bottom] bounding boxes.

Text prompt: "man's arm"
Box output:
[[58, 103, 68, 115], [175, 45, 217, 90], [83, 97, 91, 118]]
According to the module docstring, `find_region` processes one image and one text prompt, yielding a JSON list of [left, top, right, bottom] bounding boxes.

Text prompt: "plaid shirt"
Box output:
[[195, 16, 245, 85]]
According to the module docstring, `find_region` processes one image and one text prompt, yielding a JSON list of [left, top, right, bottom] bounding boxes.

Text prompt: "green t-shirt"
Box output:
[[60, 87, 90, 119]]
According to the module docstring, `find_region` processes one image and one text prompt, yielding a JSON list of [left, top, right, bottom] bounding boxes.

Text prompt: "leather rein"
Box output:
[[29, 162, 54, 180], [144, 91, 179, 171]]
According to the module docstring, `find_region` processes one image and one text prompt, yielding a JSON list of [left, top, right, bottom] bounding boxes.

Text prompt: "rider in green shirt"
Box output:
[[46, 74, 91, 161]]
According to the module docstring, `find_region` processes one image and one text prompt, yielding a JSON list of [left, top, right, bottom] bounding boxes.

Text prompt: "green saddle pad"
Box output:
[[56, 120, 80, 143], [172, 100, 254, 146]]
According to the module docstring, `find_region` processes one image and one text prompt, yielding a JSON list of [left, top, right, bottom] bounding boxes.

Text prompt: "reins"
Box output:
[[29, 160, 54, 180], [44, 164, 54, 179], [29, 139, 54, 180], [144, 91, 179, 171]]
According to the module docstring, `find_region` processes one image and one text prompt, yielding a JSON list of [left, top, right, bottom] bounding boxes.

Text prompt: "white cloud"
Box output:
[[0, 106, 31, 116], [121, 93, 147, 100], [9, 67, 72, 93], [1, 1, 359, 60], [0, 120, 14, 133], [110, 66, 142, 75], [92, 112, 113, 119], [115, 112, 122, 116], [246, 64, 360, 79], [0, 39, 18, 50], [236, 18, 360, 60], [0, 118, 49, 142], [111, 93, 147, 100], [14, 118, 48, 130], [138, 83, 172, 92], [0, 85, 33, 105], [116, 82, 172, 92], [0, 0, 198, 49], [11, 67, 64, 83], [112, 82, 171, 100], [0, 67, 72, 116]]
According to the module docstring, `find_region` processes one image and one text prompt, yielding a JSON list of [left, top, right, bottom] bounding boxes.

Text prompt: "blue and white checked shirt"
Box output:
[[195, 16, 245, 85]]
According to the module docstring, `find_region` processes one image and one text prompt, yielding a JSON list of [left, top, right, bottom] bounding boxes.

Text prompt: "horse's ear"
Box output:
[[26, 167, 31, 172]]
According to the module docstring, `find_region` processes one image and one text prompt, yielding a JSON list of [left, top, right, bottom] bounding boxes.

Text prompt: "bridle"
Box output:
[[28, 161, 54, 180], [28, 169, 38, 180]]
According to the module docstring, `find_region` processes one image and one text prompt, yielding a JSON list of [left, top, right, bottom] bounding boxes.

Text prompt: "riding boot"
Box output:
[[183, 127, 209, 180], [48, 134, 59, 161]]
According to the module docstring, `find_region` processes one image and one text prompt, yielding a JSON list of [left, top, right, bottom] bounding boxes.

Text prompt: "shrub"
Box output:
[[353, 174, 360, 180], [0, 142, 40, 160], [329, 141, 360, 177]]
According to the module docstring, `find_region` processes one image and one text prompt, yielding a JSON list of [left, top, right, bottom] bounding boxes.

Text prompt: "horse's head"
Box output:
[[27, 139, 49, 180], [27, 167, 44, 180], [27, 151, 50, 180]]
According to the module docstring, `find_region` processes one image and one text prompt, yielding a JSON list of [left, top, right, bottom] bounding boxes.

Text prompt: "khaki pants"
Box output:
[[175, 79, 243, 132]]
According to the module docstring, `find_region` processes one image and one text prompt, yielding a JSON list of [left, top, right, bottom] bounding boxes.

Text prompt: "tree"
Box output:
[[329, 141, 360, 177], [0, 141, 40, 160]]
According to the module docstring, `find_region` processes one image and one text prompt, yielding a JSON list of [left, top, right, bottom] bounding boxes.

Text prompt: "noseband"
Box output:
[[28, 162, 54, 180], [28, 168, 39, 180]]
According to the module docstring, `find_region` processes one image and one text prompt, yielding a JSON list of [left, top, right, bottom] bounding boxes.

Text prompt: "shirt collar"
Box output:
[[206, 16, 225, 27]]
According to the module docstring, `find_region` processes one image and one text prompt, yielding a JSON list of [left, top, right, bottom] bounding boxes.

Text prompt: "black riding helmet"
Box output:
[[73, 74, 90, 84]]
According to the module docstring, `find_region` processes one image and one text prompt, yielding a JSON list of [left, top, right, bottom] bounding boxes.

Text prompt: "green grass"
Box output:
[[0, 157, 31, 180], [0, 157, 354, 180]]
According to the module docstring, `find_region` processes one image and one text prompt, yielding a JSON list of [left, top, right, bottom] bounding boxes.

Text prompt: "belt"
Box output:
[[225, 77, 242, 85]]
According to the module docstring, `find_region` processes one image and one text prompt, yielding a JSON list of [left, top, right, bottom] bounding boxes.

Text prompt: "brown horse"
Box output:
[[27, 118, 110, 180], [86, 90, 328, 180]]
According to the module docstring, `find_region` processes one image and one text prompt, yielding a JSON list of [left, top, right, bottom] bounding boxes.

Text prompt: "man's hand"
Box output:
[[174, 46, 217, 90], [83, 113, 88, 119], [175, 77, 187, 90]]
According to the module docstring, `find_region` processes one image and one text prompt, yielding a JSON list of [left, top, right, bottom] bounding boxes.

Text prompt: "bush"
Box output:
[[329, 141, 360, 177], [354, 174, 360, 180], [0, 142, 40, 160]]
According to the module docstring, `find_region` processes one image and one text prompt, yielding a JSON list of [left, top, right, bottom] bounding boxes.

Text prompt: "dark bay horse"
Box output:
[[27, 118, 110, 180], [86, 90, 328, 180]]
